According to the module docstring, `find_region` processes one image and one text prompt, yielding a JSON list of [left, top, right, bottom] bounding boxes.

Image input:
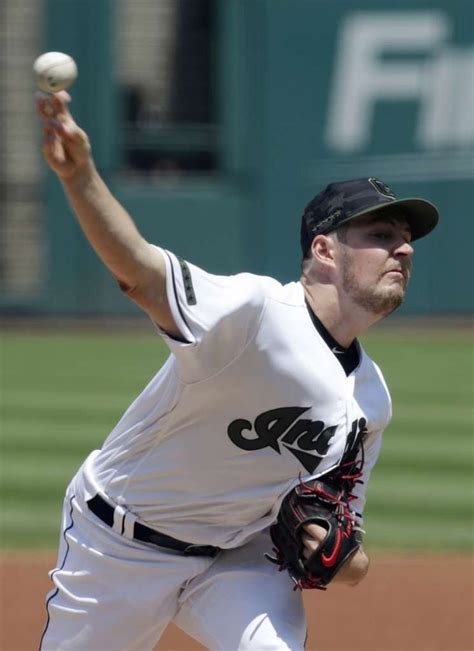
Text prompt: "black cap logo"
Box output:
[[368, 178, 396, 200]]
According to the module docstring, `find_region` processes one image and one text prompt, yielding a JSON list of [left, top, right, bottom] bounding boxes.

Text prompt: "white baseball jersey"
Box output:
[[78, 248, 390, 548]]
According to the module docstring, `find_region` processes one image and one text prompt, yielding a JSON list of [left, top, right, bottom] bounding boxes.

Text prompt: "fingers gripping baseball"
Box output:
[[37, 91, 91, 179]]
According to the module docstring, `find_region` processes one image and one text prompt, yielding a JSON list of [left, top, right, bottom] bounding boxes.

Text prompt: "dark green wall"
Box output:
[[37, 0, 474, 315]]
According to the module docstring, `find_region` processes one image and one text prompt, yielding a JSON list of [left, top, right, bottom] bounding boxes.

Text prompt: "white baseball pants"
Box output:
[[39, 486, 307, 650]]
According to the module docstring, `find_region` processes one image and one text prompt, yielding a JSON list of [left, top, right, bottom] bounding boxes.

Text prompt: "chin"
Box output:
[[359, 287, 405, 316], [376, 289, 405, 315]]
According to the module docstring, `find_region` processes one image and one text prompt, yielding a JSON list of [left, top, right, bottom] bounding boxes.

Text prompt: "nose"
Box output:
[[395, 240, 414, 257]]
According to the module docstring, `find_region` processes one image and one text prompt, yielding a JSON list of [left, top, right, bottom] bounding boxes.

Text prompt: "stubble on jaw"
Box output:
[[340, 251, 410, 316]]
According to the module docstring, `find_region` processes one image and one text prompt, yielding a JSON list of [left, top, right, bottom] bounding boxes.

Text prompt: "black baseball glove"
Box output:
[[266, 477, 361, 590], [267, 427, 367, 590]]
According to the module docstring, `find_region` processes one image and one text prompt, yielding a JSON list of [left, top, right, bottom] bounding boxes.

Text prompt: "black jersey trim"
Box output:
[[39, 494, 76, 650], [164, 251, 193, 343], [177, 256, 197, 305]]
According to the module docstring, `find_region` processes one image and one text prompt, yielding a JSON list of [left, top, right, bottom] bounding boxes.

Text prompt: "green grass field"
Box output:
[[1, 326, 473, 551]]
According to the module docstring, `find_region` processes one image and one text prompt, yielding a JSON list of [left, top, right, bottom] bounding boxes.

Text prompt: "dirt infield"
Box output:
[[1, 552, 472, 651]]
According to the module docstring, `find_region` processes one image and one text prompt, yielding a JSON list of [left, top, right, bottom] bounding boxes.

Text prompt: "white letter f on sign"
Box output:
[[325, 12, 449, 153]]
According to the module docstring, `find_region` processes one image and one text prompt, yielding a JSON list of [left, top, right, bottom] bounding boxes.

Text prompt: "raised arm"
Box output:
[[37, 91, 180, 337]]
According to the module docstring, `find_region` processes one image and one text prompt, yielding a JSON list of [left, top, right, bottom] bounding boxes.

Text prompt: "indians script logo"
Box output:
[[227, 407, 368, 473]]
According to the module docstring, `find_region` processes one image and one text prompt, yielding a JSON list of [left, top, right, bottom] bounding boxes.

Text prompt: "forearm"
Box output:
[[38, 91, 162, 293], [37, 91, 179, 334], [61, 162, 154, 289]]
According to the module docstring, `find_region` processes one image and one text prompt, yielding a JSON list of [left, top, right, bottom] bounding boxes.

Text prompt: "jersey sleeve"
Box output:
[[155, 247, 271, 381]]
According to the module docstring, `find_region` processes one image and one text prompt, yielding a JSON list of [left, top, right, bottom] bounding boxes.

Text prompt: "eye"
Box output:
[[371, 231, 392, 240]]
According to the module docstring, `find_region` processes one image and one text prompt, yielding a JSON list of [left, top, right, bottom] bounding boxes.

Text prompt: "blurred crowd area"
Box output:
[[1, 0, 472, 315], [0, 0, 216, 302], [1, 0, 45, 301], [118, 0, 218, 176]]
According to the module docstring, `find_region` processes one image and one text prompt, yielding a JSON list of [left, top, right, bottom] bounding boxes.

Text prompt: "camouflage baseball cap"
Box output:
[[300, 177, 439, 256]]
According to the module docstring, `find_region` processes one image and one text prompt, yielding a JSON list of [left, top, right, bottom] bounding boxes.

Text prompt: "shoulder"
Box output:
[[191, 269, 285, 320], [227, 274, 304, 312], [213, 270, 283, 301], [265, 279, 306, 306], [161, 247, 280, 298], [159, 247, 296, 340]]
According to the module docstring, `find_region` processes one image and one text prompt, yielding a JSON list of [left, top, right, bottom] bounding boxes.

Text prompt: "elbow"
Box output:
[[117, 277, 135, 294], [116, 276, 152, 307], [115, 276, 155, 314]]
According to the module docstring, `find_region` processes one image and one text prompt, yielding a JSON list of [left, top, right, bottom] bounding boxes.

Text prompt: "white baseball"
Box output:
[[33, 52, 78, 93]]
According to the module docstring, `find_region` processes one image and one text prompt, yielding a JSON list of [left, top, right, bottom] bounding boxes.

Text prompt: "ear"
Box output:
[[310, 234, 337, 268]]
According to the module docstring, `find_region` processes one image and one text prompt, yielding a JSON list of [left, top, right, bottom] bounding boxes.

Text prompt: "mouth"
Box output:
[[382, 268, 409, 286], [383, 265, 408, 278]]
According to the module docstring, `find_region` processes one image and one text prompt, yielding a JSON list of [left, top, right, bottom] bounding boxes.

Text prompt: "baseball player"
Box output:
[[37, 91, 438, 651]]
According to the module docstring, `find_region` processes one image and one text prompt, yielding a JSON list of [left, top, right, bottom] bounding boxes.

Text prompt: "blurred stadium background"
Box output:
[[0, 2, 473, 649], [1, 0, 473, 561]]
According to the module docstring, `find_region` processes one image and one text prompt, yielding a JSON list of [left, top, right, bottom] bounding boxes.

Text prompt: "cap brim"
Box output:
[[347, 198, 439, 241]]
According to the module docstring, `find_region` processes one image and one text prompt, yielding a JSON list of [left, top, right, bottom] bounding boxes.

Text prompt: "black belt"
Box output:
[[87, 494, 221, 558]]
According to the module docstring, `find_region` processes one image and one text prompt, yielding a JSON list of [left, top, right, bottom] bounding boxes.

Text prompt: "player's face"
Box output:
[[335, 214, 414, 316]]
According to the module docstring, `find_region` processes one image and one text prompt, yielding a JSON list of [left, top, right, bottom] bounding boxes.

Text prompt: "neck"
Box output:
[[301, 279, 384, 348]]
